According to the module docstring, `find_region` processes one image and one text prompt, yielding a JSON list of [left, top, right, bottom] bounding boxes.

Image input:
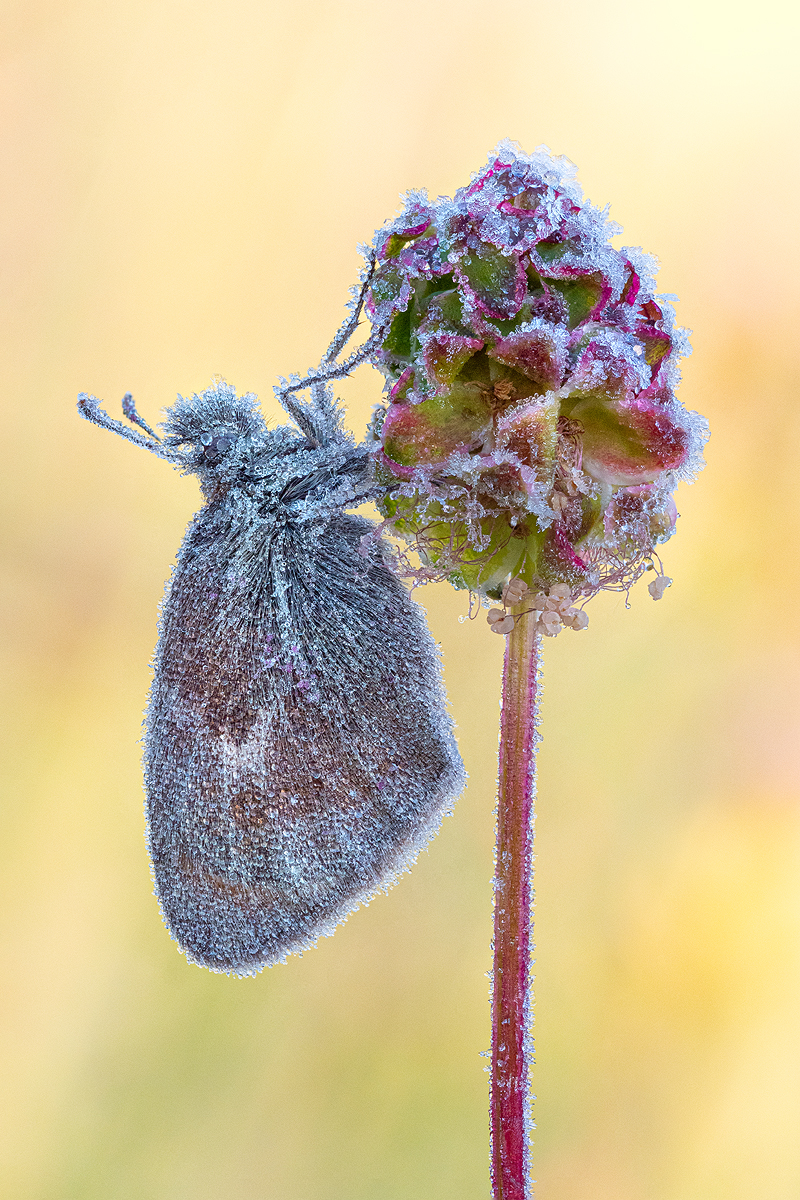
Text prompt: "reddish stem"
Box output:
[[491, 611, 540, 1199]]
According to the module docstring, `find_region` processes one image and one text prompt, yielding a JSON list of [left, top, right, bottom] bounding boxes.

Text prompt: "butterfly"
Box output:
[[78, 271, 465, 975]]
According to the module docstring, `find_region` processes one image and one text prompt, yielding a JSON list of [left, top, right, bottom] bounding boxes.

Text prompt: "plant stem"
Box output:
[[491, 610, 540, 1200]]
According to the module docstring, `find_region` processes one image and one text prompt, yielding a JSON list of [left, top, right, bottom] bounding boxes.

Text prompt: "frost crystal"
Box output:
[[365, 141, 708, 606]]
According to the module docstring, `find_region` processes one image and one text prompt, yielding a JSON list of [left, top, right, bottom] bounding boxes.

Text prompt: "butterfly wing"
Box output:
[[145, 501, 465, 974]]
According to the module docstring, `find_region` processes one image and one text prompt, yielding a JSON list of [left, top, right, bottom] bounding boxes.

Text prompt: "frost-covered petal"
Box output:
[[544, 272, 611, 328], [421, 331, 484, 390], [454, 243, 527, 320], [621, 261, 641, 307], [396, 236, 444, 279], [488, 321, 568, 391], [633, 322, 672, 379], [494, 394, 560, 485], [369, 264, 412, 323], [540, 522, 591, 587], [565, 326, 653, 401], [571, 395, 690, 486], [603, 484, 678, 551], [380, 209, 434, 258], [381, 383, 493, 469]]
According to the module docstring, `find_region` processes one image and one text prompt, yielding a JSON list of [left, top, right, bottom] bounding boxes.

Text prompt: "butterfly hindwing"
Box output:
[[145, 501, 464, 974]]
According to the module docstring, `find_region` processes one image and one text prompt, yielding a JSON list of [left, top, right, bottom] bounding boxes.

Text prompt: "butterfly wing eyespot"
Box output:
[[145, 505, 464, 975]]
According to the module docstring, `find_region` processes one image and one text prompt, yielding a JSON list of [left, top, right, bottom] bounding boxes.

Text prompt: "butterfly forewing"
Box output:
[[145, 502, 464, 974]]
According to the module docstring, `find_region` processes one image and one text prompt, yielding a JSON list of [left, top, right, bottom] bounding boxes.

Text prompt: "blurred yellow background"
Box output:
[[2, 1, 799, 1197]]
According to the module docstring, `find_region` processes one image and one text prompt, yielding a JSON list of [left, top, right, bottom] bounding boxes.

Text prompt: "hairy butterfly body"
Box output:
[[78, 300, 465, 974]]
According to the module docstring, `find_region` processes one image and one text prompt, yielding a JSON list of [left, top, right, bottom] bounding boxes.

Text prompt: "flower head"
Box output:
[[366, 142, 708, 612]]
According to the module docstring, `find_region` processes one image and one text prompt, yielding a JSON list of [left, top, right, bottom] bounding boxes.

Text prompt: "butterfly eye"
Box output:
[[201, 432, 235, 462]]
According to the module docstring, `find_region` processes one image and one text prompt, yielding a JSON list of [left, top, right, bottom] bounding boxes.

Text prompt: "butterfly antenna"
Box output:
[[78, 393, 188, 464], [121, 392, 162, 440]]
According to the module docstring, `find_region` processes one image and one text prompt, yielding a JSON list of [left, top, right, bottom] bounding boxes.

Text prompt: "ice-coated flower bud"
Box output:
[[366, 142, 708, 606]]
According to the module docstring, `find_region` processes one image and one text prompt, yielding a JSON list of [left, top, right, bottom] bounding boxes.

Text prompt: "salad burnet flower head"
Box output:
[[365, 141, 708, 632]]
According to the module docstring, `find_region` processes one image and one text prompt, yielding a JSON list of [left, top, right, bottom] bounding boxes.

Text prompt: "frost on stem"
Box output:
[[364, 141, 708, 619]]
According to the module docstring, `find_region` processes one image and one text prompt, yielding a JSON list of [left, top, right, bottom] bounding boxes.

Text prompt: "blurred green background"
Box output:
[[2, 1, 799, 1197]]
